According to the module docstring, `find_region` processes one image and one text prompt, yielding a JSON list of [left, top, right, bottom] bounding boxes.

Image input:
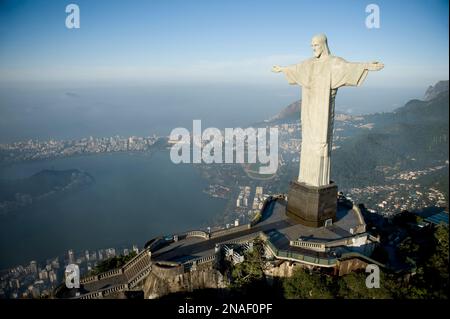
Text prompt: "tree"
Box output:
[[89, 251, 137, 275], [231, 249, 264, 288], [424, 225, 449, 298], [229, 239, 268, 290], [337, 271, 393, 299], [394, 226, 448, 299], [283, 268, 334, 299], [398, 237, 420, 263]]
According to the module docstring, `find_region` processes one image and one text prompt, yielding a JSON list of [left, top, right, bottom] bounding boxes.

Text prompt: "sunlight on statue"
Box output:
[[272, 34, 384, 187]]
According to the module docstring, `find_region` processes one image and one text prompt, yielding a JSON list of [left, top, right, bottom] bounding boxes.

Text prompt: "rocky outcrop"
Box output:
[[264, 261, 299, 278], [143, 263, 228, 299], [424, 80, 449, 101]]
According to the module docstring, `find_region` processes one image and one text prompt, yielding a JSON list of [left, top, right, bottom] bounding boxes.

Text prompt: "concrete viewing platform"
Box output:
[[55, 196, 379, 299], [150, 198, 373, 266]]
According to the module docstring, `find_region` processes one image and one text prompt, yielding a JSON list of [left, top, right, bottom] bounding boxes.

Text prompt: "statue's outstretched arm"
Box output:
[[365, 61, 384, 71], [272, 63, 304, 86], [271, 65, 285, 73]]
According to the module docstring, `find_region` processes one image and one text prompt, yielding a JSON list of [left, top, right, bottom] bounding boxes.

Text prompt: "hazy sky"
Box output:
[[0, 0, 448, 88]]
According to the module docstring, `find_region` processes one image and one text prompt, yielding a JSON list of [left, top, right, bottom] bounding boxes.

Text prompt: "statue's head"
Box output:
[[311, 34, 330, 58]]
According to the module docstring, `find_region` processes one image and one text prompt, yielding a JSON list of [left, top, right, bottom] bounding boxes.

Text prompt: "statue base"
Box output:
[[286, 180, 337, 228]]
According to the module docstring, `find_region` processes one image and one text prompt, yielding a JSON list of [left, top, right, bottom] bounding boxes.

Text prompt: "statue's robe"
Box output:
[[282, 56, 368, 187]]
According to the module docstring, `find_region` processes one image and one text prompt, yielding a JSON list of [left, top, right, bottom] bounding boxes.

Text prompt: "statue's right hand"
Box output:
[[272, 65, 283, 73]]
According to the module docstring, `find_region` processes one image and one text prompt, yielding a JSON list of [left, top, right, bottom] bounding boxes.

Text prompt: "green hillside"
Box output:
[[332, 89, 449, 196]]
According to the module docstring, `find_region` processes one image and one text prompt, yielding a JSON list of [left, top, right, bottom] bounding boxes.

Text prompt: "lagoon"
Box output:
[[0, 150, 226, 269]]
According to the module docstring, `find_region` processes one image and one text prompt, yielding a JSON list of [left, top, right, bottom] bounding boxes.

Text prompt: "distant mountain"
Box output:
[[268, 100, 301, 123], [331, 81, 449, 194], [267, 98, 360, 125], [424, 80, 449, 101], [269, 80, 450, 125], [395, 90, 449, 122]]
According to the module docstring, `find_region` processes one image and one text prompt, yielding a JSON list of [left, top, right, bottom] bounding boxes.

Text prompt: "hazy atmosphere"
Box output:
[[0, 0, 448, 143], [0, 0, 448, 303]]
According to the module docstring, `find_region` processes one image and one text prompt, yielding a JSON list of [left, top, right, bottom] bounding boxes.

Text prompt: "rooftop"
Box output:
[[151, 199, 365, 264], [425, 211, 449, 225]]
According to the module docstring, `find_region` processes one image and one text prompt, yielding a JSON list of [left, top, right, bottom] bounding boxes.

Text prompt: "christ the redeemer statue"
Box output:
[[272, 34, 384, 187], [272, 34, 383, 227]]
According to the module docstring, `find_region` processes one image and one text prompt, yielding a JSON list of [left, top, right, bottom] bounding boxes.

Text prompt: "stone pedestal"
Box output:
[[286, 180, 337, 228]]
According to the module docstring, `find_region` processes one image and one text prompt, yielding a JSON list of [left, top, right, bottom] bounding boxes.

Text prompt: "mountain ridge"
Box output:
[[269, 80, 449, 124], [424, 80, 449, 101]]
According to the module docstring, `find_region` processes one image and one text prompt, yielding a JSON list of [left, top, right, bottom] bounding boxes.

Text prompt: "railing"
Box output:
[[123, 251, 151, 282], [290, 240, 326, 252], [186, 230, 210, 240], [128, 265, 152, 289], [221, 233, 260, 245], [323, 233, 370, 248], [80, 275, 99, 284], [79, 291, 103, 299], [182, 253, 218, 271], [123, 248, 151, 274], [72, 248, 152, 299], [288, 230, 376, 253], [263, 234, 337, 267], [352, 204, 366, 228], [98, 268, 123, 280], [102, 284, 128, 298], [210, 224, 251, 238], [339, 251, 385, 268]]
